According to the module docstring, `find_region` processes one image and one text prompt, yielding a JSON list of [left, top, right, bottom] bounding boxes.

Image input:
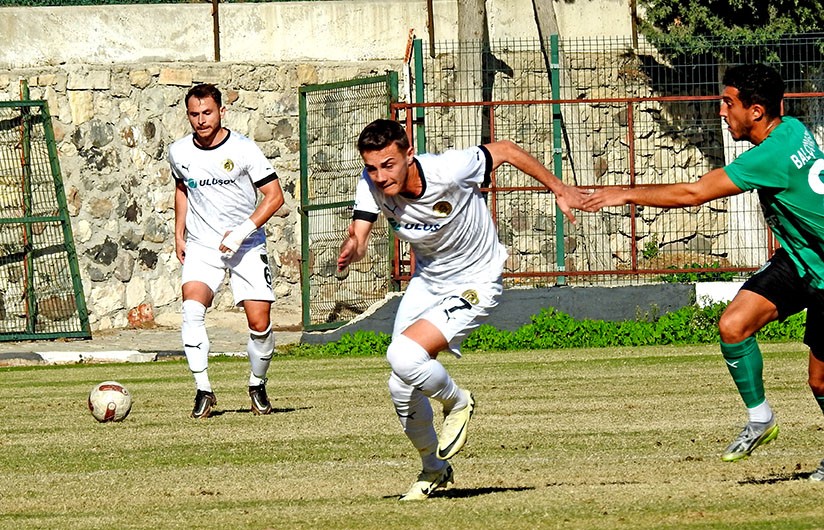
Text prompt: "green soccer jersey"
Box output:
[[725, 116, 824, 289]]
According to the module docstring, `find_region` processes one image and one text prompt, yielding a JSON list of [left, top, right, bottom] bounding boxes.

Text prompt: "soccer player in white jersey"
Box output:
[[169, 84, 285, 419], [338, 119, 586, 500]]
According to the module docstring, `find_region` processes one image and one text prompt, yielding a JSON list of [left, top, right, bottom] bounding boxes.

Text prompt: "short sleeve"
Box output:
[[352, 172, 380, 222]]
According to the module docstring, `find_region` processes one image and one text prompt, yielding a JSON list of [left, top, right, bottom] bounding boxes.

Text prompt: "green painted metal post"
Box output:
[[297, 86, 312, 330], [413, 39, 427, 154], [386, 71, 400, 292], [550, 34, 566, 285]]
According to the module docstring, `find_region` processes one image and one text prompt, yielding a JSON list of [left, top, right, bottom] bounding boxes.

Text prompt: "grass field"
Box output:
[[1, 342, 823, 529]]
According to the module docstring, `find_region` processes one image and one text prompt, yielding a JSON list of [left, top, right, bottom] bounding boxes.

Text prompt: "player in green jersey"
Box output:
[[582, 63, 824, 480]]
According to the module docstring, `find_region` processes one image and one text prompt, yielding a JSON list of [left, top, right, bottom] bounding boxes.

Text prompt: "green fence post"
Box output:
[[413, 39, 427, 154], [550, 34, 566, 285]]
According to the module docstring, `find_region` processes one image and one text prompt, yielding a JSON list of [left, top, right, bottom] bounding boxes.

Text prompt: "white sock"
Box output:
[[747, 400, 773, 423], [386, 334, 463, 411], [247, 325, 274, 386], [388, 372, 446, 473], [182, 300, 211, 391]]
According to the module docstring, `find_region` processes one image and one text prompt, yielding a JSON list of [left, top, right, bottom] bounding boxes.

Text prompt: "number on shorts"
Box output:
[[443, 295, 471, 321]]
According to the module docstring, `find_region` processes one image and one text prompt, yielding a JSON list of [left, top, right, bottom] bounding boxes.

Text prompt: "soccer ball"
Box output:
[[88, 381, 132, 422]]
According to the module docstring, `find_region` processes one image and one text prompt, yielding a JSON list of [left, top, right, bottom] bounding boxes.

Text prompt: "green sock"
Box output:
[[720, 337, 766, 409], [815, 395, 824, 416]]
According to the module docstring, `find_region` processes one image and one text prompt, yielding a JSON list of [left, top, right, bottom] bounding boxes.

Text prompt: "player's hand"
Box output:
[[555, 184, 591, 223], [219, 218, 257, 256], [337, 223, 360, 271], [581, 188, 630, 212], [175, 240, 186, 264]]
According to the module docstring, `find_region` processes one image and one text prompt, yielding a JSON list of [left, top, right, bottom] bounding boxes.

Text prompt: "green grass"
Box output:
[[1, 343, 822, 529]]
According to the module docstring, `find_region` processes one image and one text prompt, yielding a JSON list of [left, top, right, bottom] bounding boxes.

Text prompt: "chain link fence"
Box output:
[[401, 34, 824, 287], [299, 74, 398, 330]]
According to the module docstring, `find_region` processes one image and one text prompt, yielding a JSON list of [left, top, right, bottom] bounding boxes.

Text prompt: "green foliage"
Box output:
[[639, 0, 824, 62], [280, 329, 391, 358], [658, 262, 738, 283], [293, 302, 806, 357], [642, 237, 660, 260]]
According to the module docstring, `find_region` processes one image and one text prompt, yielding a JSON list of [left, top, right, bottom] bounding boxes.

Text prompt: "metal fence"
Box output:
[[0, 99, 90, 340], [397, 34, 824, 287], [299, 74, 398, 330]]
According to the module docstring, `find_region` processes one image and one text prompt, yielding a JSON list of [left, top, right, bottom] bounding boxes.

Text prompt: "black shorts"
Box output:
[[742, 247, 824, 353]]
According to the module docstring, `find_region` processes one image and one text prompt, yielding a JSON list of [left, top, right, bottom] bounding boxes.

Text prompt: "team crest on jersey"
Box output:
[[461, 289, 479, 305], [223, 159, 235, 172], [433, 201, 453, 217]]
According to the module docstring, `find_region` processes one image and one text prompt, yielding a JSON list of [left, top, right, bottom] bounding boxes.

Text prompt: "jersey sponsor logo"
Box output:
[[387, 218, 442, 232], [186, 176, 237, 189], [433, 201, 453, 217], [223, 159, 235, 171]]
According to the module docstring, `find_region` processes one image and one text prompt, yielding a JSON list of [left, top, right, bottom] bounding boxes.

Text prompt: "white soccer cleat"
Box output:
[[810, 459, 824, 482], [437, 390, 475, 460], [399, 464, 454, 501], [721, 416, 779, 462]]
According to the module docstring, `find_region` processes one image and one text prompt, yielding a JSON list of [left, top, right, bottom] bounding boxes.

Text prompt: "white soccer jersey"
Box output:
[[353, 145, 508, 287], [169, 130, 278, 249]]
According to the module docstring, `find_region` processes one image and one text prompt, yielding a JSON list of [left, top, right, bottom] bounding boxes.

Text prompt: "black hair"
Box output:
[[357, 119, 410, 153], [185, 83, 223, 108], [722, 64, 784, 118]]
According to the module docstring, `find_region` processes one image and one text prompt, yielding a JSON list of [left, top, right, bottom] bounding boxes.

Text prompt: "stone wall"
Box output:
[[0, 60, 398, 330]]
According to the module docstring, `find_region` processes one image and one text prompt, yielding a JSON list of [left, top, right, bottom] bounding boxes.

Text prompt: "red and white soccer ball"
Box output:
[[88, 381, 132, 422]]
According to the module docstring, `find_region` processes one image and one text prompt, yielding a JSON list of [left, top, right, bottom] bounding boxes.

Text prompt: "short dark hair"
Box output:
[[357, 119, 410, 153], [185, 83, 223, 108], [722, 64, 784, 118]]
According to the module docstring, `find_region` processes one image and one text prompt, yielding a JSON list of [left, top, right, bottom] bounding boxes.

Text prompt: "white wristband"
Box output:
[[221, 218, 258, 254]]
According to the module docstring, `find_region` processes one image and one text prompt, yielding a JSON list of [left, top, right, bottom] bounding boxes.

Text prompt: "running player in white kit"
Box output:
[[338, 119, 586, 500], [170, 84, 285, 419]]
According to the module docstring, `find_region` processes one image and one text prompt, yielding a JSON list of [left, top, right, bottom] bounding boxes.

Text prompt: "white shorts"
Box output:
[[393, 275, 503, 357], [181, 241, 275, 306]]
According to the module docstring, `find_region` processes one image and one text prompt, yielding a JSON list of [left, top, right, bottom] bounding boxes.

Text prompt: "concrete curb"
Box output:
[[0, 349, 255, 365]]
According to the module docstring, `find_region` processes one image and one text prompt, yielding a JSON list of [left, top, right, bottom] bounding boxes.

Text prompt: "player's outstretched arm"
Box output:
[[483, 140, 588, 223], [581, 168, 742, 212], [338, 219, 373, 272]]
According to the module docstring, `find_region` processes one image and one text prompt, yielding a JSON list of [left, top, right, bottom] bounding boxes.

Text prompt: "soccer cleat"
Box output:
[[721, 416, 779, 462], [248, 382, 273, 415], [437, 390, 475, 460], [399, 464, 454, 501], [809, 459, 824, 482], [191, 389, 216, 419]]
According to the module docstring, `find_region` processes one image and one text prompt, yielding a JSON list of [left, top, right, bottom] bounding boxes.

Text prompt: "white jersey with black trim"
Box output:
[[169, 129, 278, 249], [353, 145, 508, 287]]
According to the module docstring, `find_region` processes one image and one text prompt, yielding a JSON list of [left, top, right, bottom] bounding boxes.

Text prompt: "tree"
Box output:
[[639, 0, 824, 71]]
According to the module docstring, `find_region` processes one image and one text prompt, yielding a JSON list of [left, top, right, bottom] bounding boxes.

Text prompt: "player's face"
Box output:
[[187, 96, 225, 147], [719, 86, 754, 142], [361, 142, 414, 196]]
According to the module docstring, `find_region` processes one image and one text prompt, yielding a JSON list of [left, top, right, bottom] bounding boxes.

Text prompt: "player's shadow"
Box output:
[[738, 472, 815, 485], [384, 485, 534, 500], [210, 405, 311, 416]]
